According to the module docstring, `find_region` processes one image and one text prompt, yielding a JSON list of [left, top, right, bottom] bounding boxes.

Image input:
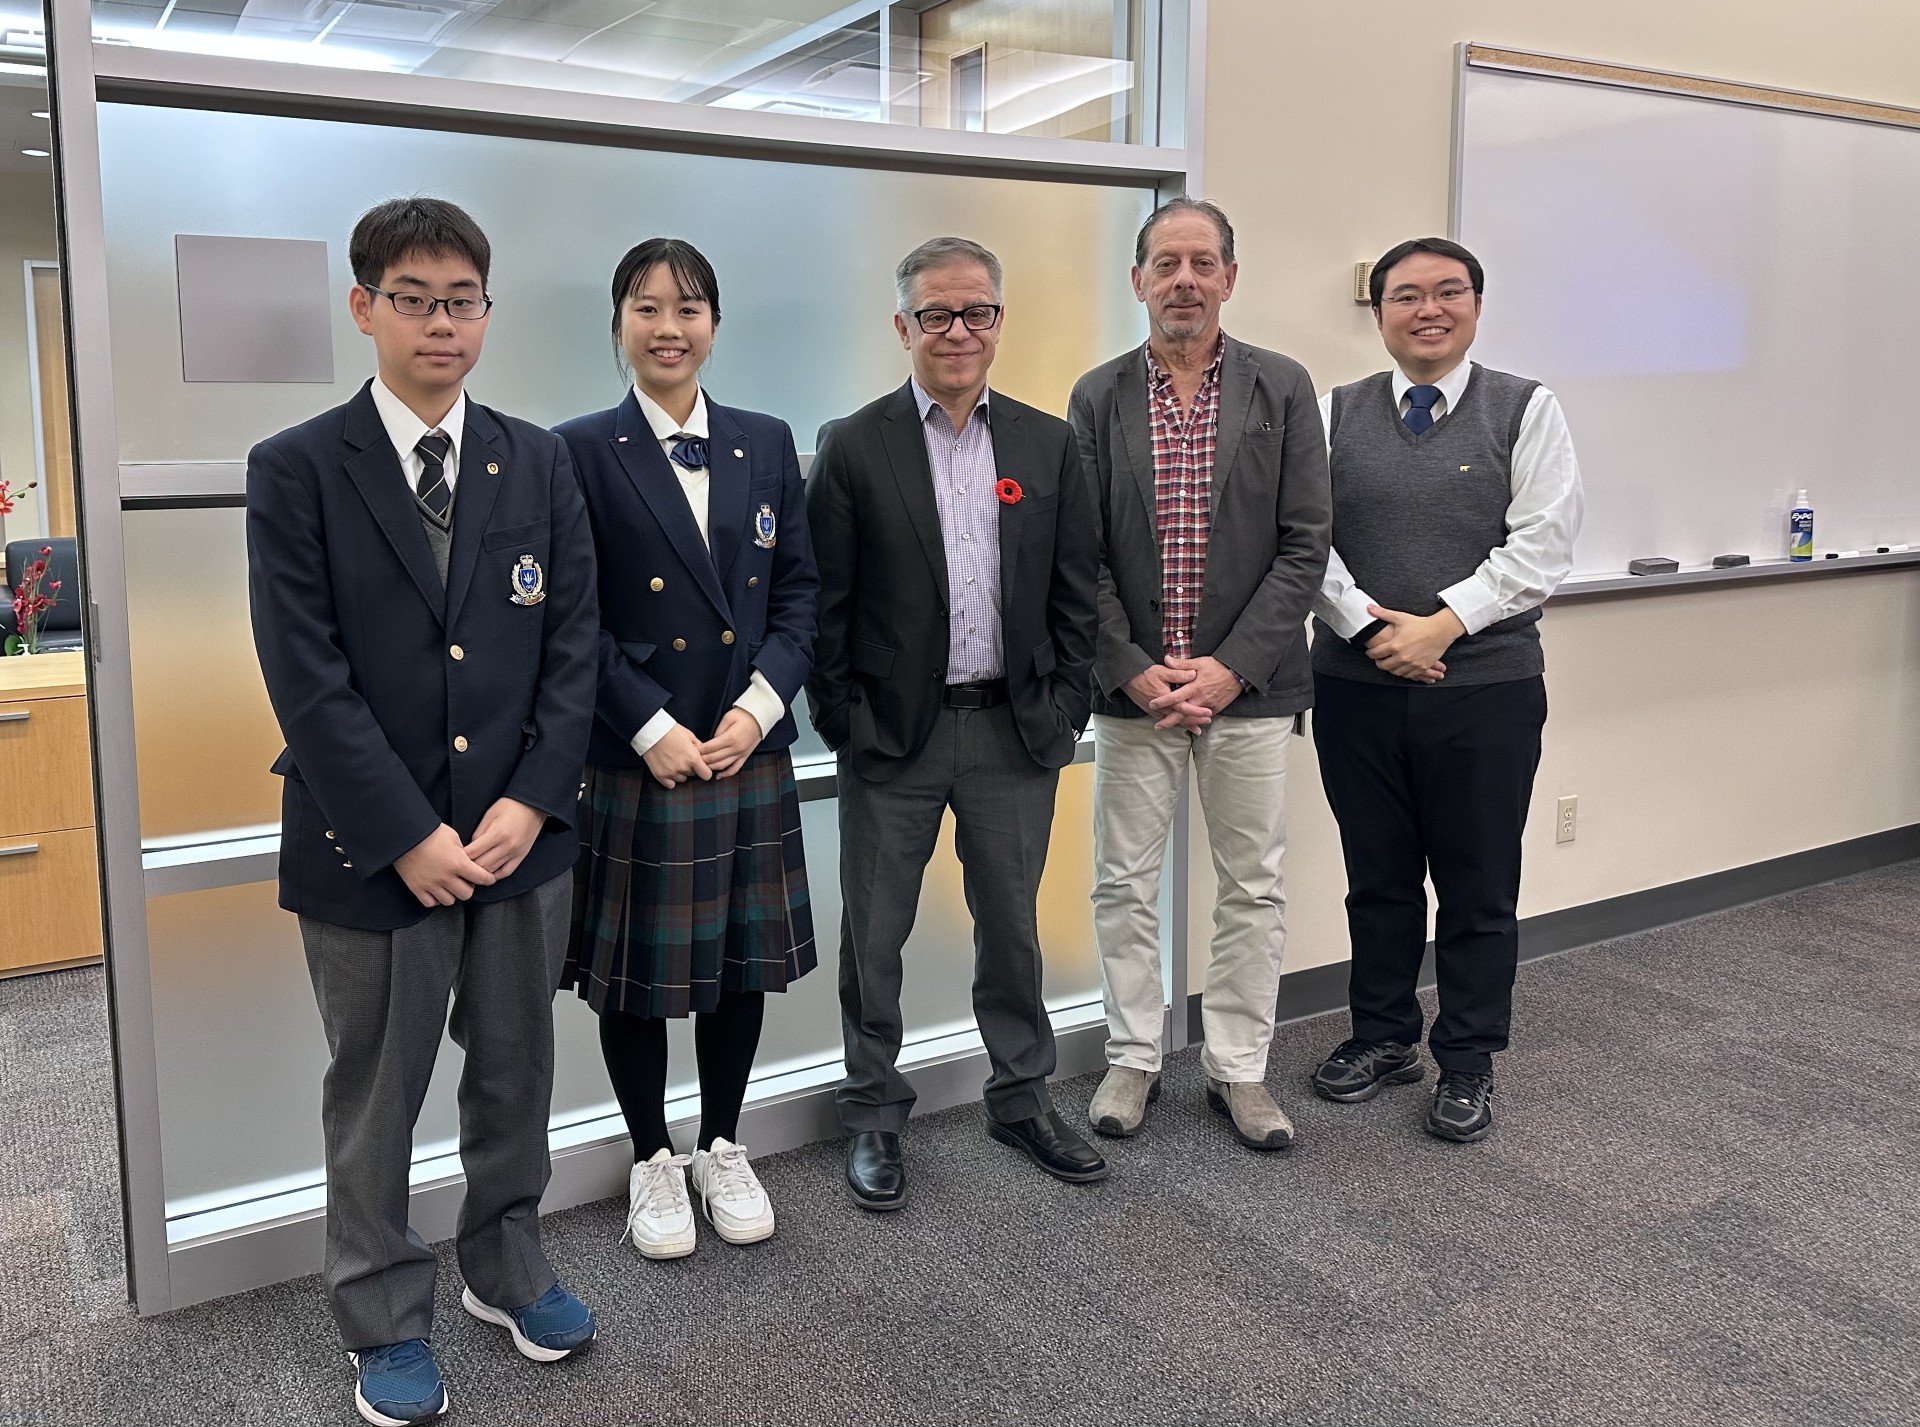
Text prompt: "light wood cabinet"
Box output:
[[0, 651, 103, 975]]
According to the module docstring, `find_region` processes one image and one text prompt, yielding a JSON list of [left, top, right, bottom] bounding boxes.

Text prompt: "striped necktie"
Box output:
[[414, 430, 453, 524]]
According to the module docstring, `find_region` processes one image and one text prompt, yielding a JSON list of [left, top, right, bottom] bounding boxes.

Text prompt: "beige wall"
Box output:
[[0, 170, 58, 545], [1186, 0, 1920, 977]]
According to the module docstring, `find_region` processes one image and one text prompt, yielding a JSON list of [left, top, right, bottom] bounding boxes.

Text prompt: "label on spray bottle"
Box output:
[[1789, 504, 1813, 561]]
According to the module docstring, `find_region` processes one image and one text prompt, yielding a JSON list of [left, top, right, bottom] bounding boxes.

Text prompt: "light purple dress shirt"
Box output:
[[911, 377, 1004, 683]]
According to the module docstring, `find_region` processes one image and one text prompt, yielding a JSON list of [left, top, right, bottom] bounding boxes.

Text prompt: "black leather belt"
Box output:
[[943, 678, 1009, 709]]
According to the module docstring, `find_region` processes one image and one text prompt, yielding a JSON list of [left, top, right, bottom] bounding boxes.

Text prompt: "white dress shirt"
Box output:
[[1312, 361, 1585, 639], [369, 376, 465, 494], [627, 384, 787, 757]]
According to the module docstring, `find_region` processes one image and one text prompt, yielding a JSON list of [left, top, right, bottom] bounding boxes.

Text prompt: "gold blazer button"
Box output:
[[453, 735, 469, 752], [650, 577, 664, 592], [721, 630, 735, 645], [672, 638, 687, 651]]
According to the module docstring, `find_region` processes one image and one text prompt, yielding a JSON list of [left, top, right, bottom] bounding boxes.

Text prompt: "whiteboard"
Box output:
[[1456, 62, 1920, 579]]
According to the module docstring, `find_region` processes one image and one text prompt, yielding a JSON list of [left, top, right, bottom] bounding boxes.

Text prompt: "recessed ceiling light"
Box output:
[[21, 148, 49, 157]]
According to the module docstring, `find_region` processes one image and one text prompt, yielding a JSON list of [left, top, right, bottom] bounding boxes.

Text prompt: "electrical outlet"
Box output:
[[1555, 795, 1578, 845]]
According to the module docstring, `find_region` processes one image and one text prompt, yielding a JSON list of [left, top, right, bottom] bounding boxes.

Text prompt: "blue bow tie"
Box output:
[[669, 435, 709, 471]]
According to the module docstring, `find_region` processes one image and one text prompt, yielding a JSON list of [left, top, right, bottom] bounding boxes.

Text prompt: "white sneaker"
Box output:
[[690, 1137, 776, 1245], [624, 1147, 696, 1259]]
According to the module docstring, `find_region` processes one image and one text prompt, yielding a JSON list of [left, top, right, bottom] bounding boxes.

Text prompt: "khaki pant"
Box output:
[[1090, 713, 1291, 1082]]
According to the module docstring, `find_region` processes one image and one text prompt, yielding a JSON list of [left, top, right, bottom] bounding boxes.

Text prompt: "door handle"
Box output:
[[0, 843, 41, 859], [0, 710, 29, 723]]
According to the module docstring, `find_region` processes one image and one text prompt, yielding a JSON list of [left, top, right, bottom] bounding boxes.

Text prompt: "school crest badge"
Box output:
[[509, 554, 546, 606], [753, 503, 777, 549]]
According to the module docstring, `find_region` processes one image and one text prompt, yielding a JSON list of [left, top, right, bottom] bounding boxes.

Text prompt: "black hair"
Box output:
[[1368, 237, 1484, 309], [609, 238, 722, 364], [349, 197, 491, 289], [1134, 196, 1235, 268]]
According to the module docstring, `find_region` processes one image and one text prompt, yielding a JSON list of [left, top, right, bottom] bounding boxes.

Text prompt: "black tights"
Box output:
[[597, 990, 766, 1158]]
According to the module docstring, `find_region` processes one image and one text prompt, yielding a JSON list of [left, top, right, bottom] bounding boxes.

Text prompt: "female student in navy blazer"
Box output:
[[555, 239, 819, 1261]]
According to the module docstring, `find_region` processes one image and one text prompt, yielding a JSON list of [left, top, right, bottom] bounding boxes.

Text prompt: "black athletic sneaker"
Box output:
[[1310, 1038, 1424, 1103], [1425, 1070, 1494, 1142]]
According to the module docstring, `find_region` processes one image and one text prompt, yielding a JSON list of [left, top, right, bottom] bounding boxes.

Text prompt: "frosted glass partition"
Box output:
[[102, 103, 1137, 1230], [151, 765, 1103, 1214], [101, 103, 1147, 465], [86, 0, 1162, 145]]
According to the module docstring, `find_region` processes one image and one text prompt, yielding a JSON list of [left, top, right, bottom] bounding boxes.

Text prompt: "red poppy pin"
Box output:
[[995, 477, 1023, 505]]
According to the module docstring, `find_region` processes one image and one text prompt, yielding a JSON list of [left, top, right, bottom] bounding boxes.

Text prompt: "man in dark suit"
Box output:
[[807, 235, 1102, 1209], [247, 198, 598, 1425], [1072, 198, 1330, 1151]]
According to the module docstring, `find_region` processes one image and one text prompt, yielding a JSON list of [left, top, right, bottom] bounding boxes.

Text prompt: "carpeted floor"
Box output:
[[4, 864, 1920, 1426]]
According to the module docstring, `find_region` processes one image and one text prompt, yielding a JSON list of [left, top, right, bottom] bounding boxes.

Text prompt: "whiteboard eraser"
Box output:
[[1711, 554, 1750, 568], [1628, 557, 1679, 575]]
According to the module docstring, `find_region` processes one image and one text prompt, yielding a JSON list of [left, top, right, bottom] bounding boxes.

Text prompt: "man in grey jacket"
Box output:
[[1069, 198, 1330, 1149]]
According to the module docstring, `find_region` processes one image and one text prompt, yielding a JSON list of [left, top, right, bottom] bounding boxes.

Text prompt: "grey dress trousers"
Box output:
[[298, 870, 571, 1349]]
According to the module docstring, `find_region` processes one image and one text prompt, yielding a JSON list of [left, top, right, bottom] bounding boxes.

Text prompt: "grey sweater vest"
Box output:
[[1312, 363, 1542, 686]]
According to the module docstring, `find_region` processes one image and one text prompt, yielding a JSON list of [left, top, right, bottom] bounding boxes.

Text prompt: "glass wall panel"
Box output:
[[151, 762, 1101, 1214], [111, 103, 1131, 1226], [81, 0, 1168, 146]]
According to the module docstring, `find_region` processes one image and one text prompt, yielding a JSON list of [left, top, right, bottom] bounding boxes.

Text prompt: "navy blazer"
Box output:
[[554, 390, 818, 767], [247, 381, 599, 932]]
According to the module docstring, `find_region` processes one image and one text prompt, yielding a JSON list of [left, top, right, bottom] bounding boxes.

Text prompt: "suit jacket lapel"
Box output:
[[445, 403, 506, 628], [706, 401, 750, 587], [1114, 347, 1157, 522], [989, 396, 1023, 618], [880, 381, 950, 598], [612, 391, 732, 622], [341, 384, 445, 627], [1211, 340, 1257, 509]]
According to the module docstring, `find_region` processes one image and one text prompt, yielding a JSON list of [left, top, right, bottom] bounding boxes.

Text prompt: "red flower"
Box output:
[[995, 478, 1023, 505]]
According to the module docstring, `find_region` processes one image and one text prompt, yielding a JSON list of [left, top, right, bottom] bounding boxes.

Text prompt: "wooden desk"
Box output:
[[0, 651, 103, 975]]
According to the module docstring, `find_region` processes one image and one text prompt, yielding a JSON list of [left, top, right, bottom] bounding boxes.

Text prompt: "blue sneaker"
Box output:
[[461, 1282, 597, 1362], [346, 1339, 447, 1426]]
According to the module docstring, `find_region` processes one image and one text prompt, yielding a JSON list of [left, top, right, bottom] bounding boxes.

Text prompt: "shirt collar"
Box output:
[[1392, 359, 1472, 412], [910, 376, 991, 428], [371, 376, 464, 468], [1145, 333, 1227, 389], [633, 384, 709, 443]]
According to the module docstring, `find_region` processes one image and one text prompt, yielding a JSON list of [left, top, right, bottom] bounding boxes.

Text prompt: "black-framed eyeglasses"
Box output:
[[363, 284, 494, 321], [909, 303, 1002, 334]]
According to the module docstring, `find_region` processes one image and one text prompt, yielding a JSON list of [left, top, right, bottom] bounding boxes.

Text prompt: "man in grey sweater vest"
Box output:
[[1308, 238, 1584, 1142]]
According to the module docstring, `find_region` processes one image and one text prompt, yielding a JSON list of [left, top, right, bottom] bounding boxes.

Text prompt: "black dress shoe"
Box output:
[[846, 1130, 906, 1211], [1426, 1070, 1494, 1143], [1311, 1037, 1424, 1103], [987, 1110, 1109, 1183]]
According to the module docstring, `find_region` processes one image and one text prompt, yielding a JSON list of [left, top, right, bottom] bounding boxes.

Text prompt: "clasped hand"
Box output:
[[1127, 654, 1243, 732], [395, 795, 546, 908], [1363, 604, 1461, 683], [642, 709, 765, 790]]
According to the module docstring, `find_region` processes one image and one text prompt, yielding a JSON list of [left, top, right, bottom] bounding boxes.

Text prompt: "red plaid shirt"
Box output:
[[1146, 338, 1224, 660]]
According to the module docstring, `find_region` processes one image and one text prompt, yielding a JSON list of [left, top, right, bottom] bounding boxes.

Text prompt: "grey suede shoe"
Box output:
[[1088, 1066, 1161, 1138], [1206, 1079, 1295, 1150]]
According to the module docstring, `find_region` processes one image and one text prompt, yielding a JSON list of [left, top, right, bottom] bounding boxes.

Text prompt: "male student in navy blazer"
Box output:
[[246, 198, 599, 1427]]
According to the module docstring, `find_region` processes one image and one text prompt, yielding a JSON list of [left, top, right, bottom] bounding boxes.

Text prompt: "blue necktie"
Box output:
[[669, 435, 709, 471], [1403, 386, 1442, 436]]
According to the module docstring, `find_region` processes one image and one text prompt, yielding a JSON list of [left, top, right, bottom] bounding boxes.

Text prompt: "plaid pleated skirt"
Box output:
[[561, 747, 816, 1019]]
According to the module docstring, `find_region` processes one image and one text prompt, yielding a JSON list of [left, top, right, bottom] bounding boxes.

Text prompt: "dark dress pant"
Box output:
[[298, 871, 571, 1349], [835, 703, 1060, 1132], [1313, 673, 1546, 1074]]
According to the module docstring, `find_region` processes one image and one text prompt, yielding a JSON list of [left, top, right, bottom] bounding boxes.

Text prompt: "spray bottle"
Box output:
[[1788, 490, 1813, 562]]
